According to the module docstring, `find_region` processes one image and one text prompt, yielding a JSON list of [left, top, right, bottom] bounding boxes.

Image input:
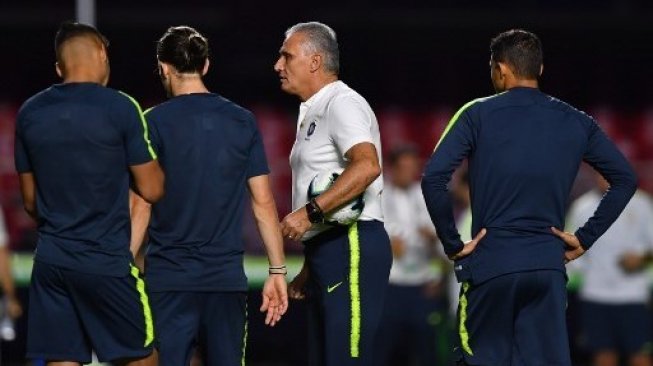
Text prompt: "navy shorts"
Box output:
[[149, 291, 247, 366], [581, 300, 653, 355], [303, 220, 392, 366], [455, 270, 570, 366], [27, 261, 154, 363]]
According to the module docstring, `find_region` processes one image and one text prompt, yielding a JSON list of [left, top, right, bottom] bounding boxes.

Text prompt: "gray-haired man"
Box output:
[[275, 22, 392, 365]]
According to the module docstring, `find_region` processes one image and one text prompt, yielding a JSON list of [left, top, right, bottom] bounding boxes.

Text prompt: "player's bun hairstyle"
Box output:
[[490, 29, 543, 80], [157, 26, 209, 74], [54, 21, 109, 63]]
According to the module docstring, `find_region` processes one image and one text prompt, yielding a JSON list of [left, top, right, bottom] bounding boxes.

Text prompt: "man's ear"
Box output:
[[99, 45, 108, 64], [497, 62, 511, 79], [310, 53, 322, 73], [55, 62, 63, 78], [159, 63, 171, 78], [202, 58, 210, 76]]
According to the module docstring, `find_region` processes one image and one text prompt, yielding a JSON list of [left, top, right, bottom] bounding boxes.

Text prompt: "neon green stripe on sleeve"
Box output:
[[119, 91, 158, 160], [434, 99, 480, 151]]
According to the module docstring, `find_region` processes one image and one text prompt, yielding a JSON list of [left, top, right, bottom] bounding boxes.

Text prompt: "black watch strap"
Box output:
[[305, 198, 325, 224]]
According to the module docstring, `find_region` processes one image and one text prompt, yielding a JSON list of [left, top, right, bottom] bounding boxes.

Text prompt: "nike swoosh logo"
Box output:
[[327, 281, 344, 293]]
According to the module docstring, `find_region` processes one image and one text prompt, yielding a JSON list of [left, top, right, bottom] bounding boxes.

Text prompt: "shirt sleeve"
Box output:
[[328, 96, 374, 159], [14, 112, 32, 173], [144, 108, 163, 157], [574, 120, 638, 250], [421, 100, 479, 257], [117, 92, 158, 166], [247, 119, 270, 178]]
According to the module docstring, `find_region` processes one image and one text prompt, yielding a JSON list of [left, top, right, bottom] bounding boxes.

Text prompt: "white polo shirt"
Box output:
[[290, 81, 384, 241], [566, 189, 653, 304]]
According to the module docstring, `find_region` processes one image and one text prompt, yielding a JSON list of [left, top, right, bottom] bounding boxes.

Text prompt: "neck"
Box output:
[[62, 70, 103, 85], [171, 75, 209, 97], [505, 78, 539, 90], [299, 74, 338, 101]]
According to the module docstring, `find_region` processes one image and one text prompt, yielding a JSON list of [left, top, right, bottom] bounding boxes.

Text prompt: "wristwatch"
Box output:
[[305, 198, 325, 224]]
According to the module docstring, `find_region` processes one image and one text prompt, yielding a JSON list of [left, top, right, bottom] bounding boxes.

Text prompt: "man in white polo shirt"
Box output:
[[275, 21, 392, 366], [567, 173, 653, 366]]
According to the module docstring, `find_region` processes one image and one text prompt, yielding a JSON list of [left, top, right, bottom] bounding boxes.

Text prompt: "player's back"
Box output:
[[459, 87, 632, 282], [15, 83, 151, 276], [145, 94, 266, 291], [471, 88, 588, 234]]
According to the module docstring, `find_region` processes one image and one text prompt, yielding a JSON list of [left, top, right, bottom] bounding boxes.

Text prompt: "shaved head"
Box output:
[[54, 22, 110, 85]]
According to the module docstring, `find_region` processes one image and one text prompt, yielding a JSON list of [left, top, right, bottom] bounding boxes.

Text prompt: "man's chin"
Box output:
[[280, 82, 293, 94]]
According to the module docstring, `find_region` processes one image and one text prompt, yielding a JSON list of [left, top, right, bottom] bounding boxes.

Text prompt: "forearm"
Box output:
[[252, 199, 285, 267], [314, 158, 380, 214], [575, 174, 637, 249], [421, 174, 464, 257], [129, 191, 152, 257]]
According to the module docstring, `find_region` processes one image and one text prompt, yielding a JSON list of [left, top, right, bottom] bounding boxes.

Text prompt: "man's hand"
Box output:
[[551, 227, 586, 263], [260, 274, 288, 327], [449, 228, 487, 261], [288, 265, 309, 300], [280, 207, 312, 241]]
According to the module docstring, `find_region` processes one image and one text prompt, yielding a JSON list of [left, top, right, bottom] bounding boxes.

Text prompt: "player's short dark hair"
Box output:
[[388, 144, 420, 166], [157, 26, 209, 73], [54, 21, 109, 63], [490, 29, 543, 79]]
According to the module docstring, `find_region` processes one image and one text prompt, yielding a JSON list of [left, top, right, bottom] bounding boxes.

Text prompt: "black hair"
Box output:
[[157, 26, 209, 73], [54, 21, 109, 63], [490, 29, 543, 79], [388, 144, 420, 166]]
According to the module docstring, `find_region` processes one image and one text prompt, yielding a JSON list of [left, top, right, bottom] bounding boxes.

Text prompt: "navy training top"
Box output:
[[421, 87, 637, 285], [14, 83, 157, 276], [144, 93, 269, 292]]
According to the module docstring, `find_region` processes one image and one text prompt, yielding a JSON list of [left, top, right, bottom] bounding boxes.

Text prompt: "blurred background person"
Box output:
[[0, 204, 22, 341], [567, 173, 653, 366], [377, 145, 441, 366]]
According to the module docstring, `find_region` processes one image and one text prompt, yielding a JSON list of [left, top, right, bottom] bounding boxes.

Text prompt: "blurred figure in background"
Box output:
[[377, 145, 441, 366], [0, 204, 22, 341], [567, 173, 653, 366]]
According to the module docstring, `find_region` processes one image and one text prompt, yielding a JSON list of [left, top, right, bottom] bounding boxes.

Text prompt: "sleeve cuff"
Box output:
[[574, 230, 593, 251], [444, 240, 465, 257]]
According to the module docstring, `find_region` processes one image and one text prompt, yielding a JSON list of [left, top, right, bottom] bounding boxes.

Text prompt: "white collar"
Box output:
[[301, 80, 340, 109]]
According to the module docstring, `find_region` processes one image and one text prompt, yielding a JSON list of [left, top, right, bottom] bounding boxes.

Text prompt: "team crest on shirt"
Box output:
[[305, 120, 317, 140]]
